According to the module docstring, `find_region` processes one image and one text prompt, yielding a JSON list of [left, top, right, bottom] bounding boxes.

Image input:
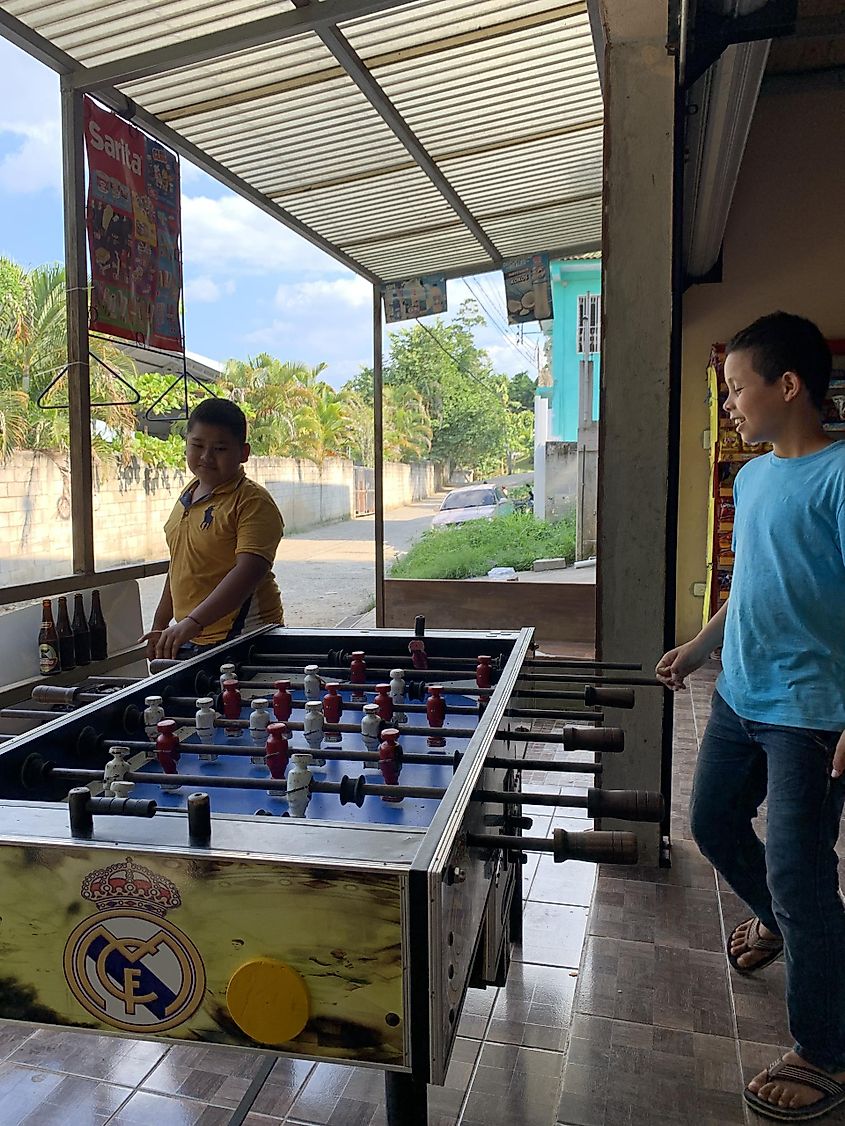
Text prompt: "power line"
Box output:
[[463, 279, 537, 369], [414, 318, 505, 408]]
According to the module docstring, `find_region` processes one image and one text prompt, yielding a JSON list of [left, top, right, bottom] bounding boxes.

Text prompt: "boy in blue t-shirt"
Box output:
[[657, 313, 845, 1122]]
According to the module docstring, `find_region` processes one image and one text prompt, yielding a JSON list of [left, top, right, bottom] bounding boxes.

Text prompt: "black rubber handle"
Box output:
[[586, 788, 665, 822], [584, 686, 636, 710], [32, 684, 79, 705], [150, 658, 180, 674], [553, 828, 638, 864], [415, 615, 426, 638], [88, 796, 158, 817], [563, 726, 625, 753]]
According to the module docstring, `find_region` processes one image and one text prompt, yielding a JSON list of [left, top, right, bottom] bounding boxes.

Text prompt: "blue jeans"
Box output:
[[690, 689, 845, 1071]]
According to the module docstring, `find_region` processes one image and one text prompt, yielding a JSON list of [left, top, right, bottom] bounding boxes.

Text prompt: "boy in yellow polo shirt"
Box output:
[[143, 398, 284, 660]]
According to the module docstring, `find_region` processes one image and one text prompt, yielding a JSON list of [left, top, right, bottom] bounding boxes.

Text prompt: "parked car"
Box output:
[[431, 485, 515, 528]]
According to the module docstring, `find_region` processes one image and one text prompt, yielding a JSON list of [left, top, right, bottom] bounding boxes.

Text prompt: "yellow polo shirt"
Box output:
[[164, 468, 284, 645]]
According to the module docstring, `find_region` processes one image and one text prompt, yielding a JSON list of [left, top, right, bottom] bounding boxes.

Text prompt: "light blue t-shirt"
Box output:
[[717, 440, 845, 731]]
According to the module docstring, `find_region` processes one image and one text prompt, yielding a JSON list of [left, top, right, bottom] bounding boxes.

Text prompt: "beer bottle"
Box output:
[[88, 589, 108, 662], [72, 593, 91, 665], [38, 599, 60, 676], [56, 595, 76, 671]]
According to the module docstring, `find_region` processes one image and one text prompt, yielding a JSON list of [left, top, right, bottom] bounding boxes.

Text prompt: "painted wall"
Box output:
[[549, 260, 602, 441], [676, 78, 845, 641], [0, 453, 442, 589]]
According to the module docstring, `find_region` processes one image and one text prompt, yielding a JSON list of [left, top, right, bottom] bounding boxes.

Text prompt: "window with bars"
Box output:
[[577, 293, 601, 355]]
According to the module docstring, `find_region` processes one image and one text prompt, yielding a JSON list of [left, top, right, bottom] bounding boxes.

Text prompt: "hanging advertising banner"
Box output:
[[84, 97, 183, 352], [502, 254, 552, 324], [382, 275, 447, 324]]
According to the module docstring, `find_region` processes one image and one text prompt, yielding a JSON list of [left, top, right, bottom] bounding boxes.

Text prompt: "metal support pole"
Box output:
[[60, 80, 94, 574], [373, 285, 386, 627]]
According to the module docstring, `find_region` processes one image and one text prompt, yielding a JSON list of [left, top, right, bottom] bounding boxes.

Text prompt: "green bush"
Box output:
[[390, 512, 575, 579]]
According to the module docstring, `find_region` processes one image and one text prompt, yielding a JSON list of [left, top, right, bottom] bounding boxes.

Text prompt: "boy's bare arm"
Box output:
[[149, 554, 271, 659], [655, 600, 728, 690], [140, 573, 174, 659]]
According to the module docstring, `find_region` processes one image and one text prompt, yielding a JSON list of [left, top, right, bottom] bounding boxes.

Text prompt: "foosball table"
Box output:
[[0, 623, 662, 1125]]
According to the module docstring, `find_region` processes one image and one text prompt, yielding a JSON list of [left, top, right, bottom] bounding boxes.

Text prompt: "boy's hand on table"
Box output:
[[831, 732, 845, 779], [141, 617, 202, 659]]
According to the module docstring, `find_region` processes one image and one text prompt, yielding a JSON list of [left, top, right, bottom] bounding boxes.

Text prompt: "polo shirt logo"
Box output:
[[200, 505, 214, 530]]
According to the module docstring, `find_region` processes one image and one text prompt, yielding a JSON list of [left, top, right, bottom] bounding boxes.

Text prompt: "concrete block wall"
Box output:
[[0, 452, 441, 588]]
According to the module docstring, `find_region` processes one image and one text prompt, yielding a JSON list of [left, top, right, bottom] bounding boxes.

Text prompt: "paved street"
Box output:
[[138, 497, 441, 632]]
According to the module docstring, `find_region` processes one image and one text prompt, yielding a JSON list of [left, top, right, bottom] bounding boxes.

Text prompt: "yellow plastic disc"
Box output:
[[226, 959, 309, 1044]]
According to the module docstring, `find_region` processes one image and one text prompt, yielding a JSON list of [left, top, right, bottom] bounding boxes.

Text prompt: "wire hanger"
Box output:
[[36, 350, 141, 409]]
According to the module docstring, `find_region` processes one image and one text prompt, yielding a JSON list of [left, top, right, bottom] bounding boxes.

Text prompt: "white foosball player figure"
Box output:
[[390, 668, 407, 724], [287, 753, 313, 817], [104, 746, 131, 796], [143, 696, 165, 755], [303, 664, 322, 702], [361, 703, 382, 754], [219, 663, 237, 693], [249, 698, 272, 763], [195, 697, 218, 761], [303, 701, 326, 766]]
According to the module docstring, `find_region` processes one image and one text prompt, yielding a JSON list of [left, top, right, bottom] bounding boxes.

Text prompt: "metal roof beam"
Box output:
[[310, 20, 502, 262], [68, 0, 421, 91], [0, 7, 380, 283]]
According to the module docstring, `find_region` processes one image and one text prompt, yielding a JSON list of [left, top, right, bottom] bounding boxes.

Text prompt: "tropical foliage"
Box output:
[[0, 260, 534, 476]]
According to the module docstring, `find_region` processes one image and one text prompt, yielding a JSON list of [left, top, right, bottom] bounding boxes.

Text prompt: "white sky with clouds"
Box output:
[[0, 39, 541, 389]]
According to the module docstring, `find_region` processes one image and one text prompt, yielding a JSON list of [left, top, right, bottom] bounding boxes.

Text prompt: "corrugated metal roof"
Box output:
[[1, 0, 603, 283]]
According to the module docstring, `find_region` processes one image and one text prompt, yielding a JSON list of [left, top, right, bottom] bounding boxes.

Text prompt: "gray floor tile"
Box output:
[[731, 962, 790, 1045], [461, 1043, 564, 1126], [559, 1017, 745, 1126], [575, 935, 734, 1035], [529, 856, 597, 907], [0, 1022, 38, 1063], [457, 986, 497, 1039], [0, 1064, 131, 1126], [488, 962, 577, 1053], [7, 1028, 167, 1085], [516, 901, 589, 968], [105, 1089, 232, 1125]]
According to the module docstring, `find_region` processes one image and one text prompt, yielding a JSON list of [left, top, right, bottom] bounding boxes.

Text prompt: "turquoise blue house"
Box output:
[[539, 256, 602, 441]]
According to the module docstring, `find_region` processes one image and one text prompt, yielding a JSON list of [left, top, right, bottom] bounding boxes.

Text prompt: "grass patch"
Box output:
[[390, 512, 576, 580]]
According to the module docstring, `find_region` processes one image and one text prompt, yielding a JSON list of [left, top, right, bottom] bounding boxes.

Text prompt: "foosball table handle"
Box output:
[[553, 828, 638, 865], [583, 686, 636, 709], [586, 788, 665, 822]]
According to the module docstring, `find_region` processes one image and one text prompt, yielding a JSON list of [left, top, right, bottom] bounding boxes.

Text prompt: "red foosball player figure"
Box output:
[[322, 683, 343, 742], [272, 680, 293, 722], [156, 719, 181, 792], [265, 723, 290, 794], [426, 684, 446, 748], [222, 679, 242, 737], [476, 655, 493, 690], [349, 651, 366, 701], [378, 728, 403, 801], [373, 683, 394, 723]]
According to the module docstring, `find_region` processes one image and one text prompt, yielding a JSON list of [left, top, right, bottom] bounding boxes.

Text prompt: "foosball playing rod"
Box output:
[[191, 677, 635, 709], [63, 783, 638, 865], [242, 651, 643, 673], [155, 717, 621, 750], [31, 681, 619, 713], [96, 737, 605, 774], [40, 764, 664, 821], [237, 663, 654, 692]]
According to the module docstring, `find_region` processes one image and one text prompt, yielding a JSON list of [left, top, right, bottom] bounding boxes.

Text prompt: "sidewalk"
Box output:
[[137, 497, 441, 631]]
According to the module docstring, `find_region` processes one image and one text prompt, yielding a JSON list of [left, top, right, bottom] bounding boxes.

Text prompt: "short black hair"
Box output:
[[726, 312, 832, 410], [187, 398, 248, 444]]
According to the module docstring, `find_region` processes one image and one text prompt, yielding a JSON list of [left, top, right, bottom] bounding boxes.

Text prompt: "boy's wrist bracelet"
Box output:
[[186, 614, 204, 628]]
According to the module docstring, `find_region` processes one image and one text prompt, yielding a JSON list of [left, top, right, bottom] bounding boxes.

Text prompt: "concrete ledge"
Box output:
[[532, 557, 569, 572], [383, 577, 595, 648]]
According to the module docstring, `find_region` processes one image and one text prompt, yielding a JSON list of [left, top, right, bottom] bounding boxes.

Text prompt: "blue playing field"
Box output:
[[128, 686, 481, 827]]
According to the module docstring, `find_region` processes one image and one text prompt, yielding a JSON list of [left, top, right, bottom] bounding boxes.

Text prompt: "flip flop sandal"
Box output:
[[727, 916, 783, 975], [744, 1058, 845, 1121]]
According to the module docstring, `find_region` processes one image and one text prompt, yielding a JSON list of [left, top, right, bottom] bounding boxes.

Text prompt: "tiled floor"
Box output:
[[1, 667, 840, 1125]]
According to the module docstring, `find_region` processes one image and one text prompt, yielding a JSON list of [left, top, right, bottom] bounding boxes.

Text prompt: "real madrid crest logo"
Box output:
[[63, 857, 206, 1033]]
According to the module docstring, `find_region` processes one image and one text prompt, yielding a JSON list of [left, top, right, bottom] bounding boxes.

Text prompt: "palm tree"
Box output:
[[0, 257, 139, 458], [221, 355, 326, 457]]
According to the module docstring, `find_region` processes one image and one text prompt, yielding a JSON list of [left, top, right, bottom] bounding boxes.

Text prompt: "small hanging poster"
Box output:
[[382, 276, 447, 323], [502, 254, 552, 324]]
